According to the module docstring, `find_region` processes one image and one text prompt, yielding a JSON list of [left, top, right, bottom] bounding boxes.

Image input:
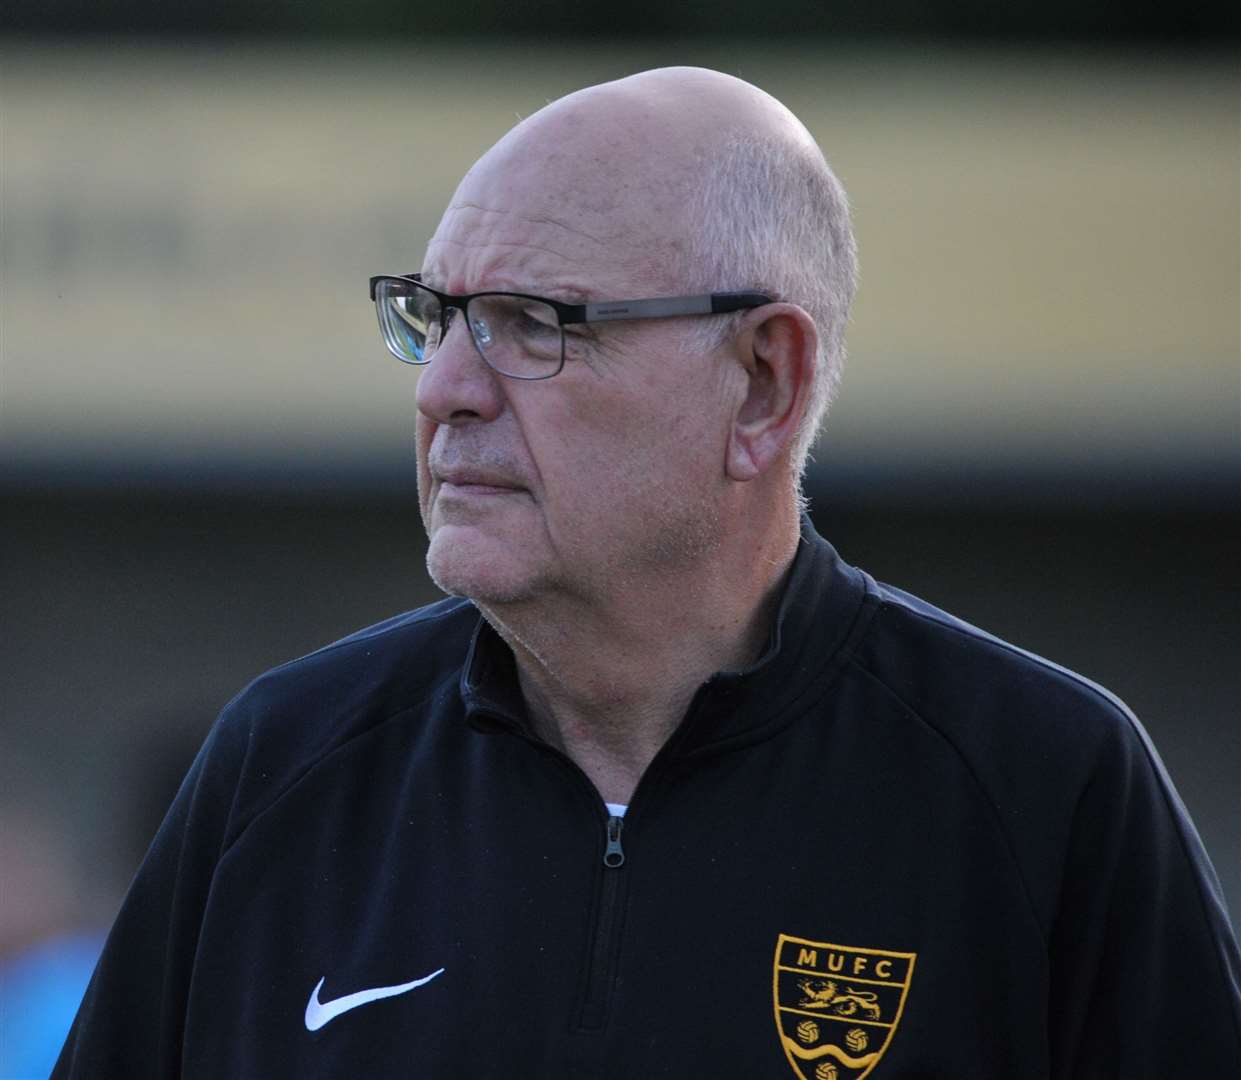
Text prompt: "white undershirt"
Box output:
[[605, 802, 628, 818]]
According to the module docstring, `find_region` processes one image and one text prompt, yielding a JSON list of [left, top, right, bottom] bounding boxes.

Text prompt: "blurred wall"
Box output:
[[2, 44, 1236, 494], [1, 42, 1238, 951]]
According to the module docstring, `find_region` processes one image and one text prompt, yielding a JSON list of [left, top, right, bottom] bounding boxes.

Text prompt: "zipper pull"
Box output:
[[603, 814, 625, 868]]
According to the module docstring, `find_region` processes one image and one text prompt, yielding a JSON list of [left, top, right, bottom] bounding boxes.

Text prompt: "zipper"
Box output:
[[603, 814, 625, 868], [576, 813, 627, 1030], [482, 710, 704, 1035], [487, 719, 633, 1032]]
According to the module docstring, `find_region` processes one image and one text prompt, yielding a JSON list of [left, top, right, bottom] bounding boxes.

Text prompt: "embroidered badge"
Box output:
[[773, 934, 916, 1079]]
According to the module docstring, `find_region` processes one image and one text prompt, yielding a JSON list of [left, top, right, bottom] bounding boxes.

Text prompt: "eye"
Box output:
[[517, 306, 560, 335]]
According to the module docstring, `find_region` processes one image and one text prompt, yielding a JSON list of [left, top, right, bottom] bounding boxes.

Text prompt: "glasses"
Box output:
[[369, 273, 773, 380]]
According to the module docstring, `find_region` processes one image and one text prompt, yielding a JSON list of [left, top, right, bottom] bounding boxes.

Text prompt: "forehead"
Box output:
[[424, 120, 690, 299], [424, 202, 611, 302]]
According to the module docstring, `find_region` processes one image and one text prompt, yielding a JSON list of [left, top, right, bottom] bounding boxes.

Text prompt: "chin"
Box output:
[[425, 529, 541, 606]]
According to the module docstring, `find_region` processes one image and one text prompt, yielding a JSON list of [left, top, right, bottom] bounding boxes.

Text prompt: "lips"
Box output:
[[430, 463, 530, 499], [426, 439, 531, 499], [435, 468, 524, 490]]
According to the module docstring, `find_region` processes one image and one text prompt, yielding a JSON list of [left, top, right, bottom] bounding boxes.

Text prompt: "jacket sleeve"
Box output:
[[52, 702, 253, 1078], [1045, 709, 1241, 1076]]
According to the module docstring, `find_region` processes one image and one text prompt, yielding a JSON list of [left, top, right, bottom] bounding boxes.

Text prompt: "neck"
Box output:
[[478, 506, 801, 805]]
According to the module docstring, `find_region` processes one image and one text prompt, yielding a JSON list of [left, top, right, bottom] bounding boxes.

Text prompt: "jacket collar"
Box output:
[[460, 514, 872, 754]]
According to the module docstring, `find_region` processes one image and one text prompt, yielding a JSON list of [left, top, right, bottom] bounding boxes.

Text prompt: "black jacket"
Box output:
[[55, 520, 1241, 1078]]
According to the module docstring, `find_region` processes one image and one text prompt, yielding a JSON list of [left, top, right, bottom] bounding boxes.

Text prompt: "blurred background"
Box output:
[[1, 3, 1238, 1071]]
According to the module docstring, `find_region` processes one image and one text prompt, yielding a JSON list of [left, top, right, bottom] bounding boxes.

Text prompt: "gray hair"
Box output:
[[680, 133, 858, 484]]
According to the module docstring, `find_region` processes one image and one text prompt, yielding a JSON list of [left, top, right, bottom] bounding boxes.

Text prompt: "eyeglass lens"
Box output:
[[376, 279, 564, 379]]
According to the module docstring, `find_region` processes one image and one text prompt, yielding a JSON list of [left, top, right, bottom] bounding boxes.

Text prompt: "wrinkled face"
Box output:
[[414, 124, 737, 609]]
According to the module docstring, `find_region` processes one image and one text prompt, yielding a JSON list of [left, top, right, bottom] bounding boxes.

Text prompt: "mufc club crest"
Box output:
[[773, 934, 916, 1079]]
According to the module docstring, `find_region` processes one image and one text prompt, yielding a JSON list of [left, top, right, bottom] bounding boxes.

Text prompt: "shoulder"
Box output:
[[836, 576, 1241, 1063], [203, 595, 479, 844], [842, 575, 1222, 938], [234, 594, 477, 724], [850, 577, 1141, 771]]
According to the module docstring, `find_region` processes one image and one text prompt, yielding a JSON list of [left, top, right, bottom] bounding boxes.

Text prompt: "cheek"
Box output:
[[414, 414, 436, 524], [538, 394, 720, 524]]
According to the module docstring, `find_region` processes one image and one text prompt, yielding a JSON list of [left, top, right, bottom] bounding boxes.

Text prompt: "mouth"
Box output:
[[433, 469, 528, 498], [439, 480, 522, 497]]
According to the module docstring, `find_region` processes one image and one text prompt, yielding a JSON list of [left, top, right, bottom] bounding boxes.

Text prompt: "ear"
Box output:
[[725, 303, 817, 482]]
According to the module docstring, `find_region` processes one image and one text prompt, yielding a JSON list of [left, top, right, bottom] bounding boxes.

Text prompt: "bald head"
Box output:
[[427, 66, 856, 475], [497, 66, 819, 185], [446, 68, 818, 280]]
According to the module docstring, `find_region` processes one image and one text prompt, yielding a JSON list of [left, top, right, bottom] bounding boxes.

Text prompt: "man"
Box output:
[[57, 67, 1238, 1078]]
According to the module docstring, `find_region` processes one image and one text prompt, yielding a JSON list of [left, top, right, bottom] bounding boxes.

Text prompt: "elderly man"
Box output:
[[57, 68, 1238, 1078]]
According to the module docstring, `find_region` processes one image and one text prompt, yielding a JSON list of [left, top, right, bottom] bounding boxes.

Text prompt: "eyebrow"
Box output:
[[543, 284, 601, 305], [418, 268, 602, 307]]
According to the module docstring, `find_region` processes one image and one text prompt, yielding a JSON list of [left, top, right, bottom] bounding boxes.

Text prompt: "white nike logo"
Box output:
[[304, 968, 446, 1031]]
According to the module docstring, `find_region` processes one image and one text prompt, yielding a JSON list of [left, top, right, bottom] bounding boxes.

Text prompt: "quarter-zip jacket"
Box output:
[[55, 520, 1241, 1078]]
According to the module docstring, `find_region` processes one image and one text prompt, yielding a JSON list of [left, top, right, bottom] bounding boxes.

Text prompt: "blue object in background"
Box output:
[[0, 931, 103, 1079]]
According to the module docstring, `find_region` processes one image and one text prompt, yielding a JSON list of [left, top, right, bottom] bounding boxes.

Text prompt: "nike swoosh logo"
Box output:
[[304, 968, 445, 1031]]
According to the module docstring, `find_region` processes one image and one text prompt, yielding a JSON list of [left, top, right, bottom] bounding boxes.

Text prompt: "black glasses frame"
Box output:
[[369, 273, 773, 379]]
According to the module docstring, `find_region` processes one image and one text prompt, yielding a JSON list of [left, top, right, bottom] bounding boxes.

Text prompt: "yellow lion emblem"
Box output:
[[796, 978, 882, 1020]]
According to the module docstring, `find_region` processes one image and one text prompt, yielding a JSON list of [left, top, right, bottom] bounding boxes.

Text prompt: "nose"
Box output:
[[415, 309, 506, 426]]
